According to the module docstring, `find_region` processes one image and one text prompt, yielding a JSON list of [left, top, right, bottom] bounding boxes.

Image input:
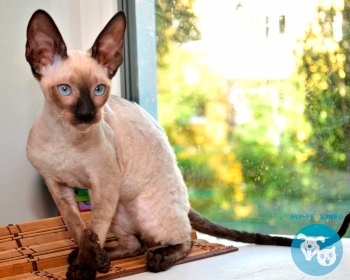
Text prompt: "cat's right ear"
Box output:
[[25, 10, 67, 79]]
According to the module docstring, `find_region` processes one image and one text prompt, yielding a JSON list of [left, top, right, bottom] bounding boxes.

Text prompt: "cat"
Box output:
[[25, 10, 350, 280], [317, 246, 337, 266]]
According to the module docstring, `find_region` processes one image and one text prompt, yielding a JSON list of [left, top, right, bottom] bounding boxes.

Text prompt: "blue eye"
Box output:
[[94, 85, 106, 96], [57, 84, 72, 96]]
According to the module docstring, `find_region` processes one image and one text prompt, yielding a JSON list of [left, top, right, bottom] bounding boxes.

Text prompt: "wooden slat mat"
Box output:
[[0, 212, 238, 279]]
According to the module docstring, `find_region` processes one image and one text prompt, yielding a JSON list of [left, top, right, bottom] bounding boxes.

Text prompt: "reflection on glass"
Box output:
[[155, 0, 350, 237]]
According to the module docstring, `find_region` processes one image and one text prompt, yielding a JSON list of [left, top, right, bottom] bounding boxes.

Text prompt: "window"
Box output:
[[118, 0, 158, 118], [153, 0, 350, 237]]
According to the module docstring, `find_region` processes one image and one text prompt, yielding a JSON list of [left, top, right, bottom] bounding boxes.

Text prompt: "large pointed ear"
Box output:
[[25, 10, 67, 79], [91, 12, 126, 78]]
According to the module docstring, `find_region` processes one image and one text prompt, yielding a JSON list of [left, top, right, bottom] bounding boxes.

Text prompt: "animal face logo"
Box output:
[[297, 233, 336, 266], [291, 224, 343, 276], [317, 246, 336, 266]]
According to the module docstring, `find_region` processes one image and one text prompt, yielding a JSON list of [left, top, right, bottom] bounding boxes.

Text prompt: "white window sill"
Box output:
[[120, 234, 350, 280]]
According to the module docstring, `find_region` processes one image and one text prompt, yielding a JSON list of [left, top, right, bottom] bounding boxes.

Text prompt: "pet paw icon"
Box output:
[[297, 233, 325, 261]]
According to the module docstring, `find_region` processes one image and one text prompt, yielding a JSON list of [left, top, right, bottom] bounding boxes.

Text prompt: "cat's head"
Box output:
[[317, 246, 337, 266], [25, 10, 126, 131]]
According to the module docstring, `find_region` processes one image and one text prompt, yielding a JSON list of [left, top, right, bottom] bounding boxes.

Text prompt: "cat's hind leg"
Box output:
[[146, 239, 193, 272], [105, 234, 147, 259]]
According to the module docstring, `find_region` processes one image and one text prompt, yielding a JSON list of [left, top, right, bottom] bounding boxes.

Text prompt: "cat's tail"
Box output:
[[189, 209, 350, 247], [188, 208, 292, 246], [338, 212, 350, 238]]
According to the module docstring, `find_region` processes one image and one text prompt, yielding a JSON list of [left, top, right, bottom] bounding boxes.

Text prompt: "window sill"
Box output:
[[121, 235, 350, 280]]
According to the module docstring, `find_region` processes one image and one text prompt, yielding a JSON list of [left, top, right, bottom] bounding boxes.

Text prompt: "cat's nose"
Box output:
[[75, 96, 96, 123], [76, 108, 95, 122]]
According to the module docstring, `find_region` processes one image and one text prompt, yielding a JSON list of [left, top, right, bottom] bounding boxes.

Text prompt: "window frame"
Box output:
[[118, 0, 158, 120]]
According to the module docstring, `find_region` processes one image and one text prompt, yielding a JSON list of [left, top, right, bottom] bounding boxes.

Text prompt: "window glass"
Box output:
[[155, 0, 350, 237]]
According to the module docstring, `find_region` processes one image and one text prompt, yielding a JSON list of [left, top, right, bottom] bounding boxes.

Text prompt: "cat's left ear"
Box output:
[[91, 12, 126, 78]]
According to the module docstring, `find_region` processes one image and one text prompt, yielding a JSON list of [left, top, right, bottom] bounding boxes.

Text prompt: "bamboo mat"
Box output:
[[0, 212, 238, 279]]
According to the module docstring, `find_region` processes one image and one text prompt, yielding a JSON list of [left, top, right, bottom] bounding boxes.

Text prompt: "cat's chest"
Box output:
[[39, 142, 91, 187], [28, 132, 116, 188]]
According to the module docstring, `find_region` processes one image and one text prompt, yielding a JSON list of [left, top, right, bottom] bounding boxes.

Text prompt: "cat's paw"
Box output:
[[68, 248, 79, 265], [66, 263, 96, 280], [79, 228, 110, 273], [90, 248, 110, 273], [146, 248, 176, 272]]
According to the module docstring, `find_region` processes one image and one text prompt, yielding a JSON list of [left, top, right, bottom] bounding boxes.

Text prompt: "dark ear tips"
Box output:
[[29, 9, 53, 21], [25, 9, 67, 78], [114, 11, 127, 25]]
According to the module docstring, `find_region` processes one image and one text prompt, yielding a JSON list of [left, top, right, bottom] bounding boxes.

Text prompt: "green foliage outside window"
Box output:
[[156, 0, 350, 237]]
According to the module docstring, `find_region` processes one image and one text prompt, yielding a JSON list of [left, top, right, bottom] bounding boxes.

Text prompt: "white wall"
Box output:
[[0, 0, 121, 224]]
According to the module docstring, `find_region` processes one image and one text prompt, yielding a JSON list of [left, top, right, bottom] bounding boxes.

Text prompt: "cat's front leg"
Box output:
[[67, 180, 121, 279], [88, 183, 121, 247], [45, 180, 88, 243], [67, 228, 109, 280], [45, 180, 110, 279]]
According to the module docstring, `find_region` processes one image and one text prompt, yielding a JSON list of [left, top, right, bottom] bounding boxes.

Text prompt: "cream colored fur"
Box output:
[[27, 49, 192, 248]]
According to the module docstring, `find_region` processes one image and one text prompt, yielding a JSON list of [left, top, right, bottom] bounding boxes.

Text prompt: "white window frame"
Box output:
[[118, 0, 158, 119]]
